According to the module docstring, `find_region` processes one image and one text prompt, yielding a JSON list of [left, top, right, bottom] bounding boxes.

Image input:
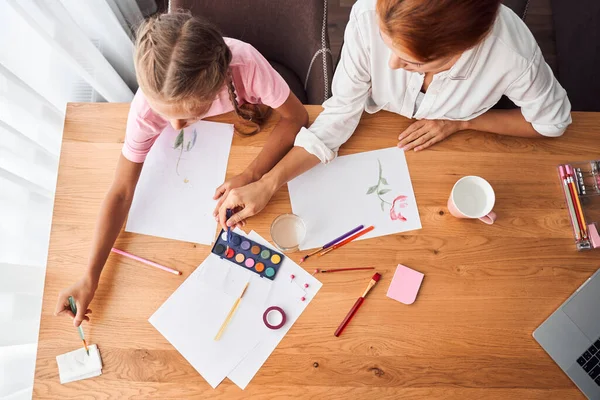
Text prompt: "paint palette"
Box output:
[[211, 229, 284, 280]]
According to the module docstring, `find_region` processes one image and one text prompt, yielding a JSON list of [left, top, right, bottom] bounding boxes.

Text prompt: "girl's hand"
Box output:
[[217, 179, 277, 230], [54, 276, 97, 327], [398, 119, 467, 151], [213, 170, 257, 226]]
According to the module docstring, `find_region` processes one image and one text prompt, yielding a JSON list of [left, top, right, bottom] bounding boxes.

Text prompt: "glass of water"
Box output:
[[270, 213, 306, 253]]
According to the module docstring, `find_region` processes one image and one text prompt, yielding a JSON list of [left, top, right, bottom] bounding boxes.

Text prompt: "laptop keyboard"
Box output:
[[576, 338, 600, 385]]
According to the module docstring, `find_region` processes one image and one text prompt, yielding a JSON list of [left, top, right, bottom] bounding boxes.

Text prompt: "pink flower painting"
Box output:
[[366, 159, 408, 222], [390, 195, 408, 221]]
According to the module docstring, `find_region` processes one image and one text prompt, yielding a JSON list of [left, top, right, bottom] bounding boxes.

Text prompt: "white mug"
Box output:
[[447, 176, 497, 225]]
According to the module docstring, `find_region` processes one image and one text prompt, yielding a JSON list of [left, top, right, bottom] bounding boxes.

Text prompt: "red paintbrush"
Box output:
[[334, 272, 381, 337], [313, 267, 375, 275]]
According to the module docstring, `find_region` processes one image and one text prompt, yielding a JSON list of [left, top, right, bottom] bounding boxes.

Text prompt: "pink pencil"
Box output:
[[111, 248, 181, 275]]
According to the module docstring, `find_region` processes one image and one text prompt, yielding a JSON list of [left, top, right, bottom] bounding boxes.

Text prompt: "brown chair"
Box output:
[[169, 0, 334, 105]]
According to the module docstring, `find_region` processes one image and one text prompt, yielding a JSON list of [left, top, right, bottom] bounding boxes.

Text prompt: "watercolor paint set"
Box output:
[[557, 160, 600, 251], [211, 229, 284, 280]]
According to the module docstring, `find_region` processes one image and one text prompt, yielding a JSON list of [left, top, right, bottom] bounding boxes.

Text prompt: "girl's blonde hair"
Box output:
[[134, 12, 270, 135]]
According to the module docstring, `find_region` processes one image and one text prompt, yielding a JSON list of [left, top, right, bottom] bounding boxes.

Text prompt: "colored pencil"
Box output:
[[314, 267, 375, 274], [300, 225, 364, 263], [318, 226, 375, 258], [215, 282, 249, 341], [564, 166, 585, 238], [334, 273, 381, 337], [68, 296, 89, 355], [110, 248, 181, 275], [559, 166, 582, 241], [566, 166, 588, 238]]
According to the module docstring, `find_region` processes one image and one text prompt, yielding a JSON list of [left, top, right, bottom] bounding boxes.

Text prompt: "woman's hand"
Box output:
[[54, 276, 97, 327], [213, 170, 258, 225], [398, 119, 467, 151], [217, 179, 277, 230]]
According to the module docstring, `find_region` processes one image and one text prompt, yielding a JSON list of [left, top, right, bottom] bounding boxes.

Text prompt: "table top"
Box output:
[[33, 104, 600, 399]]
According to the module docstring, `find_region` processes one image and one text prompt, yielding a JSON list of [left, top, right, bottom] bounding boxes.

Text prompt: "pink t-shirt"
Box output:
[[122, 38, 291, 163]]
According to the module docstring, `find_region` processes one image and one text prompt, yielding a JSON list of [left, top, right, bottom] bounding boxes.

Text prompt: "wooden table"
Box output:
[[33, 104, 600, 399]]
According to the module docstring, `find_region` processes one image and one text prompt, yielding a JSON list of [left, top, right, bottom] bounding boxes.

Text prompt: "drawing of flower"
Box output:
[[173, 128, 198, 175], [366, 159, 408, 221], [390, 195, 408, 221]]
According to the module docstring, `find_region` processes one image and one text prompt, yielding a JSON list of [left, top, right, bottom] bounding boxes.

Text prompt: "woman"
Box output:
[[215, 0, 571, 228], [54, 12, 308, 326]]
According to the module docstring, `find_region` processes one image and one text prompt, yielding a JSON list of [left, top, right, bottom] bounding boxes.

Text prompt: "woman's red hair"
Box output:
[[377, 0, 502, 61]]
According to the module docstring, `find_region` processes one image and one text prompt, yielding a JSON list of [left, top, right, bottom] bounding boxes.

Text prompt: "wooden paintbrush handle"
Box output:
[[334, 297, 364, 337]]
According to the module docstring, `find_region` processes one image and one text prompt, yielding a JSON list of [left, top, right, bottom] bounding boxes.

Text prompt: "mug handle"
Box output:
[[478, 211, 497, 225]]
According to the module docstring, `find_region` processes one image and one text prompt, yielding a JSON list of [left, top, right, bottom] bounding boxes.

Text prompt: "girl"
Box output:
[[55, 12, 308, 326], [215, 0, 572, 228]]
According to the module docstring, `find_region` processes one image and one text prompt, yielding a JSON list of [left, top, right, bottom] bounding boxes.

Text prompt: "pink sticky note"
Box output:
[[386, 264, 424, 305], [589, 224, 600, 248]]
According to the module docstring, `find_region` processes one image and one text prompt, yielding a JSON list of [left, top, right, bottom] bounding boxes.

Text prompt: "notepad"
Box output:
[[56, 344, 102, 384], [386, 264, 424, 305]]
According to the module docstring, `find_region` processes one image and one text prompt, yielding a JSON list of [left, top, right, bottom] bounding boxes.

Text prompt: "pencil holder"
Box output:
[[557, 161, 600, 251]]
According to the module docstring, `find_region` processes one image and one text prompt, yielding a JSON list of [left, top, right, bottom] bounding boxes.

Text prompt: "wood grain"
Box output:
[[33, 104, 599, 399]]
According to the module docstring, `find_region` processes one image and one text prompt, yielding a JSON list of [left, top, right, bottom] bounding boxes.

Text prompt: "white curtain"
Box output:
[[0, 1, 144, 398]]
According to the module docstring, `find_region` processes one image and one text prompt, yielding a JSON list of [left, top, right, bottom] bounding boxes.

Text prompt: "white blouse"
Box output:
[[295, 0, 572, 163]]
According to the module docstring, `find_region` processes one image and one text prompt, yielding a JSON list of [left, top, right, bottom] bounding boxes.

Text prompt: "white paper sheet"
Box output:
[[227, 231, 323, 389], [56, 344, 102, 384], [148, 254, 265, 388], [149, 229, 322, 389], [288, 147, 422, 250], [126, 120, 234, 245]]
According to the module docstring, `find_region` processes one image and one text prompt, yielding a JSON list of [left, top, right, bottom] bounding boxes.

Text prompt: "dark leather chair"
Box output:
[[169, 0, 334, 105], [498, 0, 600, 111], [551, 0, 600, 111]]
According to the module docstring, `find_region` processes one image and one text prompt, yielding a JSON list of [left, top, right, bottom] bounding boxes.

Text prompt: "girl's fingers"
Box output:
[[57, 309, 75, 319], [213, 184, 226, 200], [213, 190, 229, 217]]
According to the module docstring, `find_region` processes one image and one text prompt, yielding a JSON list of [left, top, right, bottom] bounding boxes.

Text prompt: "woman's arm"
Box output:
[[400, 46, 571, 152], [55, 155, 142, 326], [464, 108, 539, 136], [398, 108, 539, 151]]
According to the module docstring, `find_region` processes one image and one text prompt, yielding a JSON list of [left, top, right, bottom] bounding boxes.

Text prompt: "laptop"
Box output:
[[533, 268, 600, 399]]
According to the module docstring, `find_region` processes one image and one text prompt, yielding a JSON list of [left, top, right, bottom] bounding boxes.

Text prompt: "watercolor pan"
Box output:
[[211, 229, 284, 280]]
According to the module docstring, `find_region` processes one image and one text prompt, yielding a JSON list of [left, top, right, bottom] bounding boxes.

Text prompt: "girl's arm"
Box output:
[[213, 93, 308, 218], [215, 6, 374, 228], [55, 155, 142, 326], [216, 146, 320, 228]]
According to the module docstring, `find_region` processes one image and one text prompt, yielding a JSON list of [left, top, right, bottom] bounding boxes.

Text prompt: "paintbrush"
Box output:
[[318, 226, 375, 258], [214, 282, 249, 341], [225, 209, 233, 251], [68, 296, 89, 355], [300, 225, 364, 263], [334, 273, 381, 337]]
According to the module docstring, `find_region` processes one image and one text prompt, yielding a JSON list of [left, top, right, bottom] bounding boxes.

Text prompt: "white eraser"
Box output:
[[56, 344, 102, 384]]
